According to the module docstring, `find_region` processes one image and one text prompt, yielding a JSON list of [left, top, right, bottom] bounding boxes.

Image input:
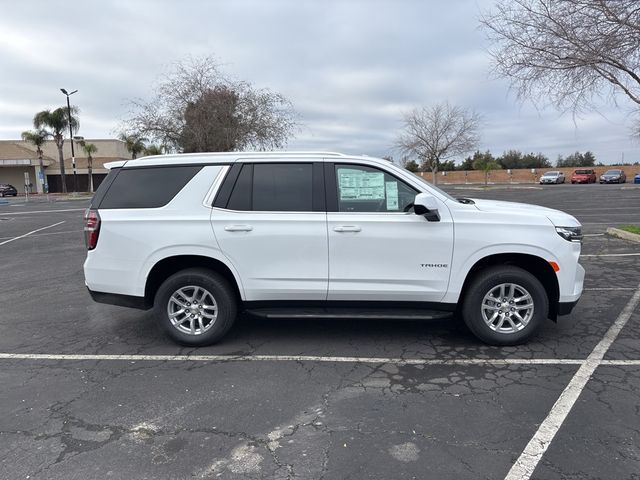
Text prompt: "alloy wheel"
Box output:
[[167, 285, 218, 335], [480, 283, 534, 334]]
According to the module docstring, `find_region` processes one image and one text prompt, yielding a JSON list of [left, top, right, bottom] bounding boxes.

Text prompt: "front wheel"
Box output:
[[154, 268, 237, 346], [461, 266, 548, 345]]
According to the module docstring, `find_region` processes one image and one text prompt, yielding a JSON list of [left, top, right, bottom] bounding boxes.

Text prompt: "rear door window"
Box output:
[[224, 163, 315, 212], [253, 163, 313, 211]]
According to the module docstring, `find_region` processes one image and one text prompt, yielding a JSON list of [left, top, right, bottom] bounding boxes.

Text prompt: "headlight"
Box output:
[[556, 226, 583, 243]]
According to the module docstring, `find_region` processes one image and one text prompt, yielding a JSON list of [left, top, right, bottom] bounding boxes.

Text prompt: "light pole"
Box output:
[[60, 88, 78, 193]]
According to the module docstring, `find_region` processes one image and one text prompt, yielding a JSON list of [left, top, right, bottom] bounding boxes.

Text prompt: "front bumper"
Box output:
[[600, 178, 621, 183], [558, 300, 579, 315]]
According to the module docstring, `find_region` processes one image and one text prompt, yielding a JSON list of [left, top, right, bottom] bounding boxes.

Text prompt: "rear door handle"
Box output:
[[224, 224, 253, 232], [333, 225, 361, 232]]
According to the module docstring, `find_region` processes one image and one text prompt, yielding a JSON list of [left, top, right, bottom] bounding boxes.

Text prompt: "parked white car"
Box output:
[[540, 171, 566, 184], [84, 152, 584, 346]]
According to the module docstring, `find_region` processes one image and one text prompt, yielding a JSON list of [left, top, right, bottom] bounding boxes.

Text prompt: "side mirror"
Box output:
[[414, 193, 440, 222]]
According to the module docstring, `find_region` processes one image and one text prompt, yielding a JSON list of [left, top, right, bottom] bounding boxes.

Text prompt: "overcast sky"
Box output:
[[1, 0, 638, 164]]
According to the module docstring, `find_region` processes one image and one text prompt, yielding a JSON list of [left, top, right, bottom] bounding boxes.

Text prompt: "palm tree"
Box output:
[[33, 107, 79, 193], [119, 133, 147, 159], [143, 144, 164, 156], [79, 141, 98, 193], [21, 129, 49, 193]]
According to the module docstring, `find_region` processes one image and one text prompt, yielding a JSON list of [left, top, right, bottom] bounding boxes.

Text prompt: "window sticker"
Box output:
[[385, 181, 399, 210], [338, 169, 385, 200]]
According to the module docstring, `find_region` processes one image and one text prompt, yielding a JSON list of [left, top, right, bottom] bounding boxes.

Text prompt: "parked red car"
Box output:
[[570, 169, 596, 184]]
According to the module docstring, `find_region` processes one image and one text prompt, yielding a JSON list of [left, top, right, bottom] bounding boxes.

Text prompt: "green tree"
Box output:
[[582, 151, 596, 166], [33, 107, 79, 193], [78, 141, 98, 193], [497, 150, 523, 170], [521, 152, 551, 169], [439, 160, 457, 171], [401, 158, 420, 172], [459, 155, 477, 171], [21, 129, 49, 192], [473, 154, 502, 185], [119, 133, 147, 159], [144, 144, 165, 156], [557, 151, 596, 168]]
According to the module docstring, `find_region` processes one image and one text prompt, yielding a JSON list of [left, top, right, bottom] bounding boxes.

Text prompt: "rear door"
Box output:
[[326, 162, 454, 302], [211, 161, 328, 301]]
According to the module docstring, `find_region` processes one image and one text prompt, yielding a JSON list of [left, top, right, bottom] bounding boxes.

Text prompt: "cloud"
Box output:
[[0, 0, 637, 164]]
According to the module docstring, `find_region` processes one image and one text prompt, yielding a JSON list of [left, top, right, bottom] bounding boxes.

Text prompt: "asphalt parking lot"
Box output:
[[1, 183, 639, 479]]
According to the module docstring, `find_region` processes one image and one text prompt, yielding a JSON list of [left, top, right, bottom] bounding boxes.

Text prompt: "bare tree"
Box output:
[[123, 56, 298, 152], [396, 102, 481, 184], [481, 0, 640, 119]]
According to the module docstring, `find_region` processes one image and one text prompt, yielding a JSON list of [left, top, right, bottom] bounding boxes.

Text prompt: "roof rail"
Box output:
[[159, 151, 347, 157]]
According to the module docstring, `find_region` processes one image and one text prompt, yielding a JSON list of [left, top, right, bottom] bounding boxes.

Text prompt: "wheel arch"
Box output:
[[144, 255, 243, 308], [458, 253, 560, 320]]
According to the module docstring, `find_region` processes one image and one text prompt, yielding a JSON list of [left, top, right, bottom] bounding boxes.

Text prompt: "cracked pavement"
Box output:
[[1, 184, 639, 479]]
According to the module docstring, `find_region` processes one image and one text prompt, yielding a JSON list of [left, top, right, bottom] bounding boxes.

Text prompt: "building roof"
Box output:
[[0, 141, 55, 161], [16, 138, 131, 160]]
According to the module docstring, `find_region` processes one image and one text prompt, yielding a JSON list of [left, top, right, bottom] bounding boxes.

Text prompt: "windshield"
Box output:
[[604, 170, 621, 175], [544, 172, 559, 176], [575, 170, 591, 174], [406, 170, 457, 202]]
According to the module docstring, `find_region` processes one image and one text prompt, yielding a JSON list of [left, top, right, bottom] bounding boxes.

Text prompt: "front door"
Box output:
[[326, 163, 454, 302]]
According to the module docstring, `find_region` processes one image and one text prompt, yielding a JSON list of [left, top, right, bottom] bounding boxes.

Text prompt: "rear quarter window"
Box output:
[[96, 166, 203, 209]]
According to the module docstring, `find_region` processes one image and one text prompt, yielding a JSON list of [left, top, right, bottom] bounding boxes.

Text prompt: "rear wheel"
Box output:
[[154, 268, 237, 346], [462, 266, 548, 345]]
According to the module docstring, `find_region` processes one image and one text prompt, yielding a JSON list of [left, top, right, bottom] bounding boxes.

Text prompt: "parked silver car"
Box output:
[[540, 171, 566, 184]]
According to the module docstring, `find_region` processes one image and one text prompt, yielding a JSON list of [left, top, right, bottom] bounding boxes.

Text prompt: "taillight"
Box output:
[[84, 208, 101, 250]]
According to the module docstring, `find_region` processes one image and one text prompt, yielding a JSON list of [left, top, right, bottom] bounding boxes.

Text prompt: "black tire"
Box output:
[[154, 268, 237, 346], [461, 266, 548, 346]]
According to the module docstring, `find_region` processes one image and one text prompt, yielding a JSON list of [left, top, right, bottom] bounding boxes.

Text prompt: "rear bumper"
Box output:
[[87, 288, 150, 310]]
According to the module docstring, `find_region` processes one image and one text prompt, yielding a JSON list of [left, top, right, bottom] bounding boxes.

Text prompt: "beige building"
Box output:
[[0, 139, 131, 193]]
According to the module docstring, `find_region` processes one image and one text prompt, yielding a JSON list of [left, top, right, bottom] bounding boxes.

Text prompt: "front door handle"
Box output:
[[333, 225, 361, 232], [224, 224, 253, 232]]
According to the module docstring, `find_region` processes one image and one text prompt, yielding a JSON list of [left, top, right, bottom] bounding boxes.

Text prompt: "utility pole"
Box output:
[[60, 88, 78, 193]]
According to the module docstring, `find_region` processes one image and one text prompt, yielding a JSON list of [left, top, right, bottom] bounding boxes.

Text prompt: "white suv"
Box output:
[[83, 152, 584, 346]]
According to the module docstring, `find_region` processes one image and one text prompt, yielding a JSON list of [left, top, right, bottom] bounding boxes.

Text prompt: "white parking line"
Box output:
[[0, 208, 85, 215], [584, 287, 637, 291], [581, 253, 640, 257], [601, 359, 640, 365], [504, 283, 640, 480], [0, 353, 638, 368], [0, 230, 81, 241], [584, 287, 635, 291], [0, 353, 589, 365], [0, 221, 66, 247]]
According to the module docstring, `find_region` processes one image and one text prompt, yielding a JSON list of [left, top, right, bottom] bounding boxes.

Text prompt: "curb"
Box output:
[[606, 227, 640, 243]]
